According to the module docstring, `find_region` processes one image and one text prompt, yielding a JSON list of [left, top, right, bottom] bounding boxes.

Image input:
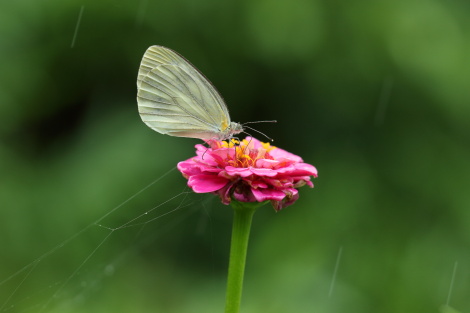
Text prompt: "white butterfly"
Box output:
[[136, 45, 244, 141]]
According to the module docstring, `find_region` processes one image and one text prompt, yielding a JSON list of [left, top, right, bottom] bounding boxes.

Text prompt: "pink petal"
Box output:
[[192, 161, 221, 173], [177, 160, 202, 176], [225, 166, 253, 177], [214, 180, 236, 205], [251, 188, 285, 202], [195, 144, 207, 154], [292, 163, 318, 176], [254, 159, 279, 169], [233, 190, 257, 202], [262, 178, 284, 188], [271, 164, 297, 174], [247, 179, 268, 189], [284, 188, 298, 197], [272, 192, 299, 211], [188, 174, 228, 193], [211, 148, 237, 160], [269, 148, 303, 162], [250, 167, 278, 177], [244, 137, 263, 149]]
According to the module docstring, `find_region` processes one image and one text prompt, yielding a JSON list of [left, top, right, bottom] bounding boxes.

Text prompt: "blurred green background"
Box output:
[[1, 0, 470, 312]]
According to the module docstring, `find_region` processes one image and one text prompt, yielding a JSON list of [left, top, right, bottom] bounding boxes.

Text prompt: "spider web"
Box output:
[[0, 168, 220, 313]]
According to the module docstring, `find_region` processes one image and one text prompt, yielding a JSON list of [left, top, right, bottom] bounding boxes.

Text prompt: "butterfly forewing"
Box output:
[[137, 46, 183, 88], [137, 46, 231, 139]]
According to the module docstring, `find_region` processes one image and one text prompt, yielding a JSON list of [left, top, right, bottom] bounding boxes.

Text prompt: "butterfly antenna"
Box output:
[[243, 125, 274, 142], [243, 120, 277, 125]]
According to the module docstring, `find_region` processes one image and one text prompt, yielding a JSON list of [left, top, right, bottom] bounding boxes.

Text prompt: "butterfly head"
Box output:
[[229, 122, 244, 135], [218, 121, 244, 141]]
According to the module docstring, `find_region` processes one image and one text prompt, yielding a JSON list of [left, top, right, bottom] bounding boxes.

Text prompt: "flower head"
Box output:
[[177, 137, 318, 211]]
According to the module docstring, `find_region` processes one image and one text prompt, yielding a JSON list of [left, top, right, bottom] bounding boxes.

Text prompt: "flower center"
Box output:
[[216, 139, 276, 168]]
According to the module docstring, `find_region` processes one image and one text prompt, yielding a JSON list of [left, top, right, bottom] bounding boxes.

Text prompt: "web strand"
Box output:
[[0, 167, 204, 312]]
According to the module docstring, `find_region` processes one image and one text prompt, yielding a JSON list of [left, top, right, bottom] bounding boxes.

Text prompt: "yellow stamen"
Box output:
[[219, 138, 276, 168], [261, 142, 275, 152]]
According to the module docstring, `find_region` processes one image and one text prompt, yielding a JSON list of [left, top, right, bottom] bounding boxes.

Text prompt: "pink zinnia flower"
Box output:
[[177, 137, 318, 211]]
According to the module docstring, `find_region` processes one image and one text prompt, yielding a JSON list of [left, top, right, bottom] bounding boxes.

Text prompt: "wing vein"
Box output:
[[136, 45, 237, 140]]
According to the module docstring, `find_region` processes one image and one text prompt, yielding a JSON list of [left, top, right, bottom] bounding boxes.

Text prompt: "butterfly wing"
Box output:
[[137, 46, 231, 140]]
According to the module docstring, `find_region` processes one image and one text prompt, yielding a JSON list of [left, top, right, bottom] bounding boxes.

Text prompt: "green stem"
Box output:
[[224, 201, 265, 313]]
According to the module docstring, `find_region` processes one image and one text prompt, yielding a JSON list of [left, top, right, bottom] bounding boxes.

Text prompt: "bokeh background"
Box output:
[[1, 0, 470, 312]]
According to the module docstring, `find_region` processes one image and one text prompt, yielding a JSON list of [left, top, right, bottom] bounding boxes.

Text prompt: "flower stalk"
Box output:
[[224, 201, 266, 313]]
